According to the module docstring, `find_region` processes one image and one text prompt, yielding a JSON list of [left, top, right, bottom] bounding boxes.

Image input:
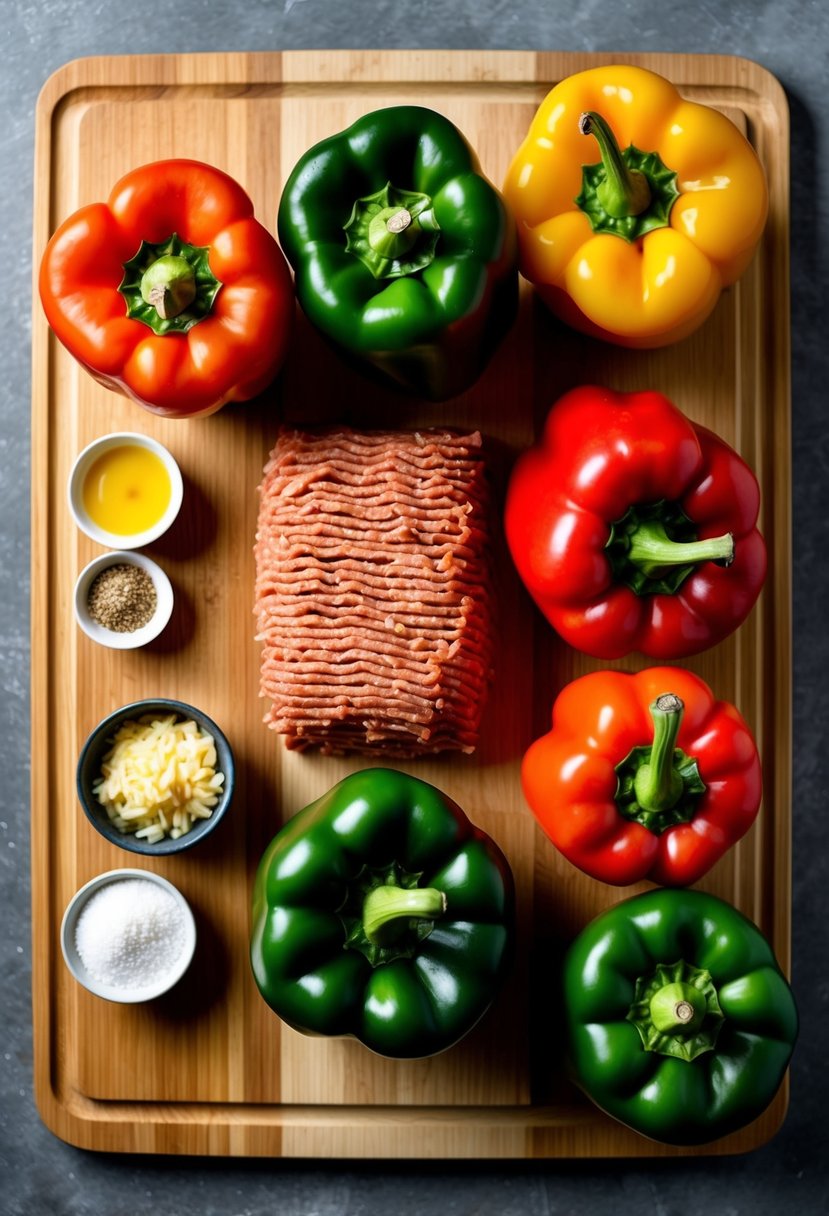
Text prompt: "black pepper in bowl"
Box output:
[[87, 564, 157, 633]]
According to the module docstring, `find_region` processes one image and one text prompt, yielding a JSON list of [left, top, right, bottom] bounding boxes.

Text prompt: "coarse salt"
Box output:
[[74, 878, 189, 990]]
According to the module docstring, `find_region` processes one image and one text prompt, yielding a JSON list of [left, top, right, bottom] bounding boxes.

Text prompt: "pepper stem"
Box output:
[[140, 254, 197, 320], [345, 182, 441, 280], [367, 207, 417, 260], [387, 208, 412, 234], [579, 111, 652, 218], [627, 519, 734, 576], [119, 233, 221, 336], [615, 690, 706, 835], [633, 694, 685, 813], [626, 959, 725, 1061], [367, 204, 441, 260], [363, 884, 447, 947], [649, 982, 707, 1035]]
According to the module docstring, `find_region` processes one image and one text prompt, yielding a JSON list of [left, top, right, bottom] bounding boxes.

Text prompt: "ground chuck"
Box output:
[[254, 426, 495, 756]]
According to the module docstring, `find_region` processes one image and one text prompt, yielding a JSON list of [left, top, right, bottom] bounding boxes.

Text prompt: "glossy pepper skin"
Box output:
[[250, 768, 513, 1059], [277, 106, 518, 400], [564, 888, 797, 1145], [39, 159, 294, 417], [503, 65, 768, 347], [504, 386, 767, 659], [522, 667, 762, 887]]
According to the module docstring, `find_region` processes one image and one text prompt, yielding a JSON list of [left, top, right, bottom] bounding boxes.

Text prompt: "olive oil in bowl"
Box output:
[[82, 444, 171, 537], [68, 432, 183, 549]]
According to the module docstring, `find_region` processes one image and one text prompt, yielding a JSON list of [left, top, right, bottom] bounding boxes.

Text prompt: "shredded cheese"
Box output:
[[93, 714, 225, 843]]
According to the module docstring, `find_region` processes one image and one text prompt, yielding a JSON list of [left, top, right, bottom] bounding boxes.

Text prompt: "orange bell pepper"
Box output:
[[522, 667, 762, 887], [39, 159, 294, 418], [503, 65, 768, 347]]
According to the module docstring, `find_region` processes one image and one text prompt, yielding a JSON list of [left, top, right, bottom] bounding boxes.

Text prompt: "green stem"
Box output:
[[615, 690, 706, 835], [119, 233, 221, 335], [344, 182, 441, 280], [649, 982, 707, 1035], [627, 519, 734, 577], [367, 204, 441, 260], [579, 111, 652, 218], [140, 254, 197, 320], [363, 884, 447, 947], [633, 694, 685, 813], [367, 207, 416, 260], [626, 959, 725, 1061]]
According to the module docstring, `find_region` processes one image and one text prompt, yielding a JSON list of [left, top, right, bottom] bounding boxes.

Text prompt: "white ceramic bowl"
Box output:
[[60, 868, 197, 1003], [68, 431, 183, 549], [74, 550, 174, 649]]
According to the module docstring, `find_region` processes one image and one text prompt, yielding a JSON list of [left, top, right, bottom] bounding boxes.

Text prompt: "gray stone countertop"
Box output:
[[2, 2, 826, 1213]]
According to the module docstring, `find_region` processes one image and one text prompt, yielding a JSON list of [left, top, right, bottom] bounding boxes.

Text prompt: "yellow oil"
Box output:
[[82, 444, 171, 537]]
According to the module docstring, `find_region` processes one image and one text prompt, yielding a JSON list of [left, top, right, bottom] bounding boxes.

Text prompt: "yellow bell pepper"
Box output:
[[503, 65, 768, 347]]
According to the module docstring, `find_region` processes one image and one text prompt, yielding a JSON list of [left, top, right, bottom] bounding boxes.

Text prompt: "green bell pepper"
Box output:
[[277, 105, 518, 400], [250, 768, 514, 1059], [563, 888, 798, 1145]]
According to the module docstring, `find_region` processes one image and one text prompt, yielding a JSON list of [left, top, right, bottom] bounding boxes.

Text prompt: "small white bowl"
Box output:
[[68, 431, 183, 549], [60, 868, 197, 1003], [74, 550, 174, 649]]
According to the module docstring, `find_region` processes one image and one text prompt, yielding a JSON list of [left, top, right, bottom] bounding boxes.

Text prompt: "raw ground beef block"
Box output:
[[254, 426, 495, 756]]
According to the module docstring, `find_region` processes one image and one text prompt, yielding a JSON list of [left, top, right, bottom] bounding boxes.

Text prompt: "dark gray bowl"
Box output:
[[77, 698, 235, 856]]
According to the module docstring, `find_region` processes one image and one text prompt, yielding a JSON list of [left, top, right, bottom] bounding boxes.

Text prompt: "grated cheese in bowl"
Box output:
[[93, 714, 225, 844]]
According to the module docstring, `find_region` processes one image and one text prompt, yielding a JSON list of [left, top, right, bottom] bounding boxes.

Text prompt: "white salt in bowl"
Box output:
[[74, 550, 174, 650], [60, 868, 197, 1003]]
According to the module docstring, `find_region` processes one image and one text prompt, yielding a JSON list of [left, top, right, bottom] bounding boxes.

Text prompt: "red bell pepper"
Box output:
[[39, 159, 294, 418], [522, 667, 762, 887], [504, 386, 766, 659]]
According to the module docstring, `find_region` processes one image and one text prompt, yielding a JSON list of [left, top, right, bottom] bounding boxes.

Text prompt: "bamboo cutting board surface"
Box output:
[[30, 50, 791, 1157]]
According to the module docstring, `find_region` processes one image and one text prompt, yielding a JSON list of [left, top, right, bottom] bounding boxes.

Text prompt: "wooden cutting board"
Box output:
[[30, 50, 791, 1157]]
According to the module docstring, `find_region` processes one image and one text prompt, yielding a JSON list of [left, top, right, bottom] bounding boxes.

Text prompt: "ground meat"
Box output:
[[254, 426, 495, 756]]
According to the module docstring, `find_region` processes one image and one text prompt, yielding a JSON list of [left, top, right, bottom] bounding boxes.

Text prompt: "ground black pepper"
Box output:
[[87, 563, 157, 632]]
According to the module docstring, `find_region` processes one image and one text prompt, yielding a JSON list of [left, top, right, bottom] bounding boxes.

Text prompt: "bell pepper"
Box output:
[[504, 385, 766, 659], [522, 667, 762, 887], [39, 159, 294, 418], [250, 768, 513, 1059], [503, 64, 768, 347], [277, 106, 518, 400], [563, 888, 798, 1144]]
